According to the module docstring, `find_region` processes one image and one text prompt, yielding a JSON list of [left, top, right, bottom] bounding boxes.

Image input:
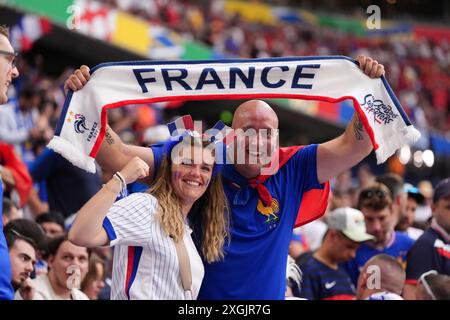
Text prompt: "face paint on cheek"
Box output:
[[173, 171, 181, 181]]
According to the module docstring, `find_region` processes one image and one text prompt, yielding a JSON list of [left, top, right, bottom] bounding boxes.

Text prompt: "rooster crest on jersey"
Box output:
[[257, 198, 280, 223]]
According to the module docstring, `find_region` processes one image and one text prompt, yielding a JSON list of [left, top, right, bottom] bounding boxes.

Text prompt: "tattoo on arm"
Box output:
[[353, 115, 364, 140], [105, 129, 114, 145]]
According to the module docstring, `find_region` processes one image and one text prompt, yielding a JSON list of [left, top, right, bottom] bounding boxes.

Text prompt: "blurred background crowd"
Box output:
[[0, 0, 449, 300]]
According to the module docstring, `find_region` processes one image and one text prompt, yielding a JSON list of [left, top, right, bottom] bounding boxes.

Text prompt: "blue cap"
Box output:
[[405, 184, 425, 204]]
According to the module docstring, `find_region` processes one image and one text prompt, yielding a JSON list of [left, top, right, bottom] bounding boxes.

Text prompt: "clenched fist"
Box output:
[[119, 157, 150, 184]]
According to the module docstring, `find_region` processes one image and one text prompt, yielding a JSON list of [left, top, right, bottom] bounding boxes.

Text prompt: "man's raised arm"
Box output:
[[317, 56, 385, 184]]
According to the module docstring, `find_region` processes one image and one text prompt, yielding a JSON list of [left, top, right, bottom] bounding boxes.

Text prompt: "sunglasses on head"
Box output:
[[360, 189, 387, 199], [419, 270, 438, 300], [7, 228, 38, 249]]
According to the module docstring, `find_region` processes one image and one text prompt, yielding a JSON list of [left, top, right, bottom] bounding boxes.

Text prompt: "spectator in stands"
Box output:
[[356, 254, 405, 300], [297, 207, 373, 300], [15, 235, 89, 300], [4, 219, 45, 300], [69, 137, 229, 300], [0, 84, 43, 156], [36, 211, 66, 239], [289, 232, 309, 260], [4, 218, 48, 266], [90, 246, 113, 300], [415, 270, 450, 300], [5, 217, 48, 280], [0, 142, 33, 208], [29, 147, 102, 220], [296, 216, 327, 252], [356, 163, 376, 189], [0, 23, 20, 300], [34, 211, 67, 275], [415, 180, 434, 229], [404, 178, 450, 299], [81, 253, 106, 300], [2, 197, 21, 226], [376, 173, 408, 231], [397, 185, 425, 240], [285, 255, 302, 299], [329, 188, 353, 211], [345, 183, 415, 285]]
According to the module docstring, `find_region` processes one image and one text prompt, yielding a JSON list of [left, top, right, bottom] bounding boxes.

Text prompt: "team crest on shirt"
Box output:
[[66, 112, 90, 134], [257, 198, 279, 223]]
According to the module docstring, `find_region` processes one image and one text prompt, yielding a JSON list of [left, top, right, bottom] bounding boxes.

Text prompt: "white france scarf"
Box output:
[[48, 56, 420, 173]]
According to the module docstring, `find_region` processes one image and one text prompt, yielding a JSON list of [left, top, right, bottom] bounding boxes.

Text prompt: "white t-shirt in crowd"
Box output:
[[14, 274, 89, 300], [103, 193, 204, 300], [414, 205, 432, 223], [297, 219, 328, 251], [366, 291, 404, 300], [406, 227, 424, 240]]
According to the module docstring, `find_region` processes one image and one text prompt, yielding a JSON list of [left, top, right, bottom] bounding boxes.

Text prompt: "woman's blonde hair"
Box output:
[[148, 139, 229, 263]]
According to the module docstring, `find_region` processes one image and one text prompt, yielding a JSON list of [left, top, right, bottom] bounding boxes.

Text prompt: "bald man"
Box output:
[[356, 254, 405, 300], [66, 56, 384, 299]]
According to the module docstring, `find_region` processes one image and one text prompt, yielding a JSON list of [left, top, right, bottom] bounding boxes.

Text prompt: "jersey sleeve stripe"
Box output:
[[102, 217, 117, 242], [125, 246, 143, 299]]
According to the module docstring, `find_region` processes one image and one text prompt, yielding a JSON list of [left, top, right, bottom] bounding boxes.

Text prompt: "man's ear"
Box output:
[[431, 202, 437, 218], [47, 255, 54, 269], [359, 270, 369, 290], [396, 194, 405, 208]]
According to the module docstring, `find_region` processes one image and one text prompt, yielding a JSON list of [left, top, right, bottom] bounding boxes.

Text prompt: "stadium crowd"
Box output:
[[0, 0, 449, 300]]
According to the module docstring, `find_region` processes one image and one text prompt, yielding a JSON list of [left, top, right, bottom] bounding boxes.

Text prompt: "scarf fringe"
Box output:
[[47, 136, 96, 173], [375, 125, 421, 164]]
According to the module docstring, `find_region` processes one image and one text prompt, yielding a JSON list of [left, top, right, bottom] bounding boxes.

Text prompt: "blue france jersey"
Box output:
[[151, 143, 327, 299], [298, 255, 356, 300], [344, 231, 415, 285], [0, 178, 14, 300], [405, 226, 450, 284]]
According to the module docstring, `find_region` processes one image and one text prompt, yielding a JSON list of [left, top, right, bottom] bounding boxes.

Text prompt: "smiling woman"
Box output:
[[69, 130, 229, 300]]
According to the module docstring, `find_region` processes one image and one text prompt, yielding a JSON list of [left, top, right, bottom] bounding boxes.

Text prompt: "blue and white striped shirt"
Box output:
[[102, 193, 204, 300]]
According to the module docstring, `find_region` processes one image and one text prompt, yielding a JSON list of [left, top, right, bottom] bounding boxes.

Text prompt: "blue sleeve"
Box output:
[[149, 142, 165, 180], [342, 258, 360, 286], [299, 270, 321, 300], [0, 181, 2, 218], [28, 148, 58, 181], [0, 180, 13, 300], [102, 217, 117, 242], [405, 238, 436, 282], [290, 144, 324, 192]]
